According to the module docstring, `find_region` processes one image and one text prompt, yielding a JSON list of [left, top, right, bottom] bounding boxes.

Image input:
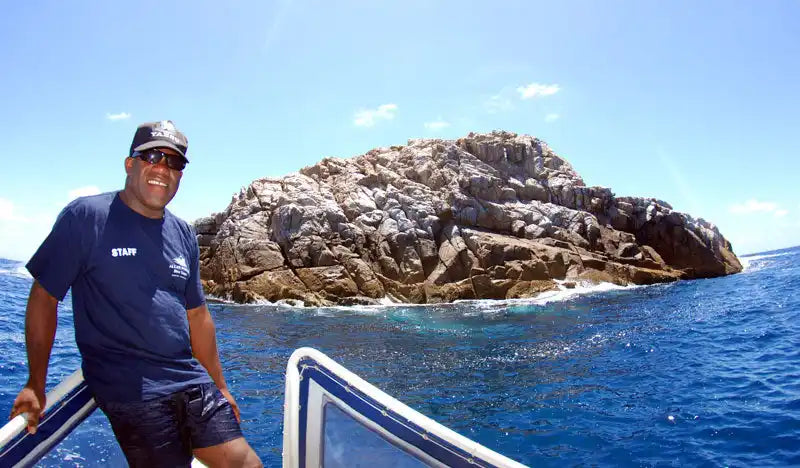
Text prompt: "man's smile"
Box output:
[[147, 179, 168, 188]]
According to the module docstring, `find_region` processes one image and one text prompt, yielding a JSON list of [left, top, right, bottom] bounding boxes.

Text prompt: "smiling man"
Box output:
[[9, 121, 262, 467]]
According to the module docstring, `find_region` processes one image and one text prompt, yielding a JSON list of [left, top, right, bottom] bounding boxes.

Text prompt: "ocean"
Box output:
[[1, 247, 798, 467]]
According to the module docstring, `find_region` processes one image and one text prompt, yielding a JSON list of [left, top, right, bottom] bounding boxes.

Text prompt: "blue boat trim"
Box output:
[[295, 355, 494, 468], [0, 381, 96, 468]]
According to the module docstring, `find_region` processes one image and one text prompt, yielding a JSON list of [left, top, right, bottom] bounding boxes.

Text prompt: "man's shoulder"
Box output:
[[163, 209, 197, 237], [64, 191, 117, 218]]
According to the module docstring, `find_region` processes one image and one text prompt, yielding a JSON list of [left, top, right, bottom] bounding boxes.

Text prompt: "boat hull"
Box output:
[[282, 347, 526, 468]]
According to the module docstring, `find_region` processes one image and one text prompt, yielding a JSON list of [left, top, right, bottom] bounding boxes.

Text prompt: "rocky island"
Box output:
[[194, 131, 742, 306]]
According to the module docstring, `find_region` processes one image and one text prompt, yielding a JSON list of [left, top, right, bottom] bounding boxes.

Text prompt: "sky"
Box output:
[[0, 0, 798, 261]]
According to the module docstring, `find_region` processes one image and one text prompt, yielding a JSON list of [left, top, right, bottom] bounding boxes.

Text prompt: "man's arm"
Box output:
[[9, 280, 59, 433], [187, 303, 240, 422]]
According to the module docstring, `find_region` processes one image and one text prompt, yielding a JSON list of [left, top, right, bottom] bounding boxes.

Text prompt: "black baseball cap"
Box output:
[[129, 120, 189, 161]]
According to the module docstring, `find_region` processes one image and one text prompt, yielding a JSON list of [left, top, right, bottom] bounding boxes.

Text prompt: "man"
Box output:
[[9, 121, 262, 467]]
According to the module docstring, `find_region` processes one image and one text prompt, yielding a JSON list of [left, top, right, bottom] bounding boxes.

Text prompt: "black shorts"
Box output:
[[99, 383, 243, 467]]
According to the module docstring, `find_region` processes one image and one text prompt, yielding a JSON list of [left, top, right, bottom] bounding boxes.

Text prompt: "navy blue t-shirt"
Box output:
[[26, 192, 211, 403]]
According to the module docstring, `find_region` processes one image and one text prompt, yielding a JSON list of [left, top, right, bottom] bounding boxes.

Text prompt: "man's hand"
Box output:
[[219, 387, 241, 423], [9, 386, 46, 434]]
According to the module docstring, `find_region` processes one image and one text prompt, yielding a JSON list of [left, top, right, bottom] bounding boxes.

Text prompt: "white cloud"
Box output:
[[545, 113, 560, 122], [720, 216, 800, 256], [353, 104, 397, 127], [0, 187, 107, 260], [0, 198, 15, 221], [106, 112, 131, 121], [485, 82, 560, 114], [68, 186, 101, 201], [485, 94, 514, 114], [0, 199, 52, 261], [0, 198, 14, 219], [517, 83, 560, 99], [774, 209, 789, 217], [424, 119, 450, 130], [729, 199, 781, 215], [0, 219, 51, 261]]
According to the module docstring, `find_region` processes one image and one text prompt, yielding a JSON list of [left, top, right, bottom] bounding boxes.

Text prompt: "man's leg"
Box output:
[[186, 383, 262, 467], [100, 395, 193, 468], [193, 437, 261, 467]]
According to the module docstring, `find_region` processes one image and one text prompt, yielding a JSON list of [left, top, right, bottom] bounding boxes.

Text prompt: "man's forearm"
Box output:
[[187, 305, 228, 390], [25, 281, 59, 391]]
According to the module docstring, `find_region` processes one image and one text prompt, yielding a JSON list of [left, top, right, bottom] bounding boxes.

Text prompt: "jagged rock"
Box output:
[[471, 275, 516, 299], [506, 280, 558, 299], [295, 266, 359, 298], [195, 131, 742, 305], [243, 270, 308, 303], [194, 216, 218, 235], [424, 278, 476, 303]]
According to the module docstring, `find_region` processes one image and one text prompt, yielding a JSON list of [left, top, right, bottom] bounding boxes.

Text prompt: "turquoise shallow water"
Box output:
[[1, 247, 799, 467]]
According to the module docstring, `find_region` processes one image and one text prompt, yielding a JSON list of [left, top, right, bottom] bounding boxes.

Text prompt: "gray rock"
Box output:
[[195, 131, 742, 304]]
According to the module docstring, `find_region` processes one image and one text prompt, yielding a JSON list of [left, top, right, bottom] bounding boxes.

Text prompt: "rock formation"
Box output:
[[194, 131, 741, 305]]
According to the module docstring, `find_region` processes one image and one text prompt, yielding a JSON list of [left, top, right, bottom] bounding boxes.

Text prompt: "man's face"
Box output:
[[123, 147, 184, 218]]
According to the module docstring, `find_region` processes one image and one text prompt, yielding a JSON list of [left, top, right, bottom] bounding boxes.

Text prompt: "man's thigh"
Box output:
[[193, 437, 261, 468], [185, 383, 260, 466], [185, 383, 243, 449], [100, 396, 192, 467]]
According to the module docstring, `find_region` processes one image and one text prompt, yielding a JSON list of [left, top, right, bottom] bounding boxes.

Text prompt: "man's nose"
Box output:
[[151, 158, 171, 172]]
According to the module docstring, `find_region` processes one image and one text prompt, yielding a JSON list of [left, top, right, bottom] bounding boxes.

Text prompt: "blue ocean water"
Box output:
[[1, 247, 799, 467]]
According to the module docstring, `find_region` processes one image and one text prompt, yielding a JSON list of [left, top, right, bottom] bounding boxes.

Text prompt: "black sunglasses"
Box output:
[[131, 150, 188, 171]]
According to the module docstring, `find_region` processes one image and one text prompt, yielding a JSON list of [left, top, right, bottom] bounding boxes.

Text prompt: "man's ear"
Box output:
[[124, 156, 134, 173]]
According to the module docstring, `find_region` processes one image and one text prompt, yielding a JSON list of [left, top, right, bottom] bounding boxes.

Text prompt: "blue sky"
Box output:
[[0, 0, 798, 260]]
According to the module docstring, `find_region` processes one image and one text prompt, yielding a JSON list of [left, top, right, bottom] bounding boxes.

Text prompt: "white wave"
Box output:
[[454, 280, 635, 311], [0, 331, 25, 344], [209, 294, 410, 312], [0, 264, 31, 279], [205, 294, 236, 304], [538, 279, 633, 304], [740, 251, 792, 271], [321, 295, 416, 314], [739, 257, 753, 271], [255, 294, 433, 314], [314, 301, 432, 316], [378, 295, 404, 306], [211, 280, 637, 315], [62, 452, 84, 462], [484, 326, 648, 366]]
